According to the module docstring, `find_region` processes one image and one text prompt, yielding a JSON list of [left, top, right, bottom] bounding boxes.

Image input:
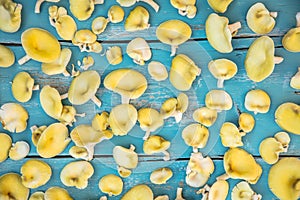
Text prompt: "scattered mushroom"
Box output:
[[72, 29, 102, 53], [244, 89, 271, 114], [30, 125, 47, 146], [231, 181, 262, 200], [175, 188, 185, 200], [156, 20, 192, 56], [21, 159, 52, 188], [207, 0, 233, 13], [0, 133, 12, 162], [69, 146, 89, 159], [106, 46, 123, 65], [69, 0, 104, 21], [18, 28, 61, 65], [205, 90, 233, 112], [29, 192, 45, 200], [144, 135, 171, 160], [170, 0, 197, 18], [113, 145, 138, 177], [148, 61, 168, 81], [290, 67, 300, 89], [282, 12, 300, 52], [208, 58, 238, 88], [79, 56, 94, 70], [0, 44, 15, 67], [275, 102, 300, 135], [98, 174, 123, 196], [0, 173, 29, 200], [150, 167, 173, 185], [0, 0, 22, 33], [45, 187, 73, 200], [92, 17, 109, 35], [125, 6, 150, 32], [220, 122, 245, 148], [0, 103, 28, 133], [35, 0, 59, 13], [245, 36, 283, 82], [92, 112, 110, 131], [197, 180, 229, 200], [193, 107, 218, 127], [238, 113, 255, 133], [117, 0, 159, 12], [104, 69, 148, 104], [170, 54, 201, 91], [182, 123, 209, 152], [121, 184, 154, 200], [206, 13, 241, 53], [126, 38, 152, 65], [9, 141, 30, 160]]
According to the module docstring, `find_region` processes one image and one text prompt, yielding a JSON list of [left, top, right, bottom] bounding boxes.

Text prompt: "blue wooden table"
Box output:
[[0, 0, 300, 199]]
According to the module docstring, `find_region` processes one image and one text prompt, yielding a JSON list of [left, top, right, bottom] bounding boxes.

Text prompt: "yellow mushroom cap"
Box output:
[[29, 191, 45, 200], [21, 159, 52, 188], [12, 71, 35, 103], [274, 131, 290, 147], [69, 0, 95, 21], [60, 161, 94, 189], [259, 137, 283, 164], [31, 125, 47, 146], [113, 145, 138, 169], [125, 6, 150, 32], [275, 102, 300, 135], [246, 3, 276, 34], [148, 61, 168, 81], [0, 173, 29, 200], [220, 122, 244, 148], [150, 167, 173, 185], [40, 85, 63, 119], [290, 68, 300, 89], [0, 44, 15, 67], [160, 97, 177, 119], [73, 29, 97, 44], [268, 157, 300, 200], [55, 15, 77, 40], [92, 112, 110, 131], [143, 135, 170, 154], [170, 0, 196, 18], [108, 5, 125, 23], [37, 123, 71, 158], [106, 46, 123, 65], [92, 17, 109, 35], [244, 89, 271, 114], [238, 113, 255, 133], [138, 108, 164, 134], [232, 181, 261, 200], [21, 28, 61, 63], [126, 37, 152, 65], [9, 141, 30, 160], [207, 0, 233, 13], [121, 184, 154, 200], [205, 90, 233, 111], [0, 133, 12, 162], [117, 0, 136, 7], [208, 180, 229, 200], [45, 187, 73, 200], [69, 146, 89, 159], [98, 174, 123, 196], [282, 26, 300, 52], [193, 107, 218, 127], [0, 0, 22, 33], [182, 123, 209, 150]]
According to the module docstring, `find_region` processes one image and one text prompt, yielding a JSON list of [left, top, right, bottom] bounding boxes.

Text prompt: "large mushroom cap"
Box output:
[[69, 0, 95, 21], [21, 28, 61, 63], [0, 0, 22, 33], [121, 184, 154, 200], [275, 102, 300, 135], [0, 173, 29, 200], [40, 85, 63, 119], [12, 71, 35, 103], [0, 44, 15, 67], [0, 133, 12, 162], [182, 123, 209, 150], [207, 0, 233, 13], [244, 89, 271, 114], [113, 145, 138, 169], [205, 90, 233, 111]]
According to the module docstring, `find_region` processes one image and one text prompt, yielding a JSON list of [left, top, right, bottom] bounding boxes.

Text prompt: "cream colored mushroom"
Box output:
[[206, 13, 241, 53], [40, 85, 63, 119], [282, 13, 300, 52], [104, 69, 147, 104], [150, 167, 173, 184], [144, 135, 171, 160], [207, 0, 233, 13], [205, 90, 233, 112], [72, 29, 102, 53], [45, 187, 73, 200], [156, 20, 192, 56], [0, 44, 15, 67], [60, 161, 94, 189], [127, 38, 152, 65], [29, 192, 45, 200], [182, 123, 209, 152], [12, 72, 39, 103], [117, 0, 159, 12], [275, 131, 291, 148], [18, 28, 61, 65], [232, 181, 262, 200], [0, 173, 29, 200], [69, 0, 104, 21], [108, 5, 125, 23], [35, 0, 59, 13], [9, 141, 30, 160], [275, 102, 300, 135], [220, 122, 244, 148], [208, 59, 238, 88], [30, 125, 47, 146], [290, 67, 300, 89], [106, 46, 123, 65], [0, 0, 22, 33], [185, 152, 214, 188], [98, 174, 123, 196], [175, 188, 185, 200], [92, 112, 110, 131], [92, 17, 109, 35], [0, 133, 12, 162], [121, 184, 154, 200], [170, 0, 197, 18], [246, 3, 277, 34], [193, 107, 218, 127], [37, 123, 71, 158], [0, 103, 28, 133], [268, 157, 300, 200], [125, 6, 150, 32], [138, 108, 164, 140], [148, 61, 168, 81], [238, 113, 255, 133], [113, 145, 138, 177], [170, 54, 201, 90], [244, 89, 271, 114], [21, 159, 52, 188], [245, 36, 283, 82], [197, 180, 229, 200]]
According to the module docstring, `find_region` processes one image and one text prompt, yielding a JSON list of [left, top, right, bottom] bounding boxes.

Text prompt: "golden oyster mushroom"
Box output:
[[207, 0, 233, 13], [231, 181, 262, 200], [92, 112, 110, 131], [150, 168, 173, 185], [182, 123, 209, 152], [197, 180, 229, 200], [244, 89, 271, 114], [0, 0, 22, 33], [45, 187, 73, 200], [0, 173, 29, 200], [40, 85, 63, 119], [193, 107, 218, 127], [29, 192, 45, 200], [98, 174, 123, 196], [238, 113, 255, 133], [0, 44, 15, 67], [106, 46, 123, 65], [125, 6, 150, 32], [282, 12, 300, 52], [0, 133, 12, 162], [9, 141, 30, 160], [113, 145, 138, 177], [30, 125, 47, 146], [144, 135, 171, 160], [148, 61, 168, 81], [81, 56, 94, 70], [290, 67, 300, 89], [121, 184, 154, 200], [220, 122, 244, 148], [205, 90, 233, 111], [126, 38, 152, 65], [35, 0, 59, 13], [156, 20, 192, 56], [170, 0, 197, 18], [42, 48, 71, 76], [275, 102, 300, 135], [92, 17, 109, 35], [72, 29, 102, 53], [117, 0, 159, 12], [69, 0, 104, 21]]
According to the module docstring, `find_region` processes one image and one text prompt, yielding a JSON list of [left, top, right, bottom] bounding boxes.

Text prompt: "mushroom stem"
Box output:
[[35, 0, 45, 13], [296, 12, 300, 27], [216, 173, 229, 181], [274, 56, 284, 64], [76, 113, 86, 118], [94, 0, 104, 4], [138, 0, 160, 12], [170, 45, 178, 57], [49, 17, 56, 27], [269, 12, 278, 18], [130, 144, 136, 151], [196, 184, 210, 200], [85, 144, 95, 161], [71, 64, 80, 77], [99, 196, 108, 200], [178, 9, 187, 16], [60, 93, 68, 100], [252, 194, 262, 200], [30, 125, 38, 133], [217, 79, 224, 88], [228, 22, 242, 35], [63, 70, 70, 77], [174, 111, 183, 123], [91, 96, 102, 107], [192, 146, 198, 153], [121, 95, 130, 104], [176, 188, 184, 199], [162, 150, 170, 161], [18, 55, 31, 65], [143, 130, 151, 140], [32, 85, 40, 91]]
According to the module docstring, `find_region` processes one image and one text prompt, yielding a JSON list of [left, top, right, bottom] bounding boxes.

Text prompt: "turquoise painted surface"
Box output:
[[0, 0, 300, 199]]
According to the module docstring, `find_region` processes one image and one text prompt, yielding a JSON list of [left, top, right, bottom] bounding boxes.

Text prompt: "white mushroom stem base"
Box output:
[[30, 125, 38, 133], [94, 0, 104, 4], [34, 0, 45, 13], [252, 194, 263, 200], [173, 111, 183, 123], [216, 173, 230, 181], [192, 147, 199, 153], [196, 184, 210, 200], [170, 45, 178, 57], [143, 130, 151, 140], [63, 70, 70, 77], [91, 96, 102, 107], [176, 188, 184, 200], [32, 85, 40, 91], [60, 93, 68, 100], [269, 12, 278, 18], [228, 22, 242, 35], [18, 55, 31, 65], [121, 95, 131, 104], [162, 150, 170, 161], [138, 0, 159, 12], [85, 144, 96, 161], [99, 196, 107, 200], [296, 12, 300, 27], [217, 79, 225, 88], [76, 113, 86, 118], [274, 56, 284, 64]]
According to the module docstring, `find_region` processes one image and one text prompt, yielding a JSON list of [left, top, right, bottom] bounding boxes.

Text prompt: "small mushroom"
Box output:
[[206, 13, 241, 53], [144, 135, 171, 160], [29, 192, 45, 200], [80, 56, 94, 70], [113, 145, 138, 177], [274, 131, 291, 148], [0, 173, 29, 200], [185, 152, 214, 188], [175, 188, 185, 200], [0, 103, 28, 133], [9, 141, 30, 160], [72, 29, 102, 53], [193, 107, 218, 127], [121, 184, 154, 200], [42, 48, 71, 76], [245, 36, 283, 82], [98, 174, 123, 196], [30, 125, 47, 146], [12, 71, 39, 103], [208, 58, 238, 88], [182, 123, 209, 152], [268, 157, 300, 200], [45, 187, 73, 200], [246, 3, 277, 34], [207, 0, 233, 13], [170, 54, 201, 91], [0, 0, 22, 33], [35, 0, 59, 13], [197, 180, 229, 200], [282, 12, 300, 52], [156, 20, 192, 56], [104, 69, 148, 104], [0, 133, 12, 162], [238, 113, 255, 133], [92, 112, 110, 131], [275, 102, 300, 135], [0, 44, 15, 67], [37, 123, 71, 158], [106, 46, 123, 65], [125, 6, 150, 32], [220, 122, 244, 148], [21, 159, 52, 188], [244, 89, 271, 114], [205, 90, 233, 112], [150, 167, 173, 185], [18, 28, 61, 65], [92, 17, 109, 35], [69, 0, 104, 21], [117, 0, 159, 12], [231, 181, 262, 200], [138, 108, 164, 140], [170, 0, 197, 18], [108, 5, 125, 23], [60, 161, 94, 189], [148, 61, 168, 81], [69, 146, 89, 159], [126, 38, 152, 65], [290, 67, 300, 89]]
